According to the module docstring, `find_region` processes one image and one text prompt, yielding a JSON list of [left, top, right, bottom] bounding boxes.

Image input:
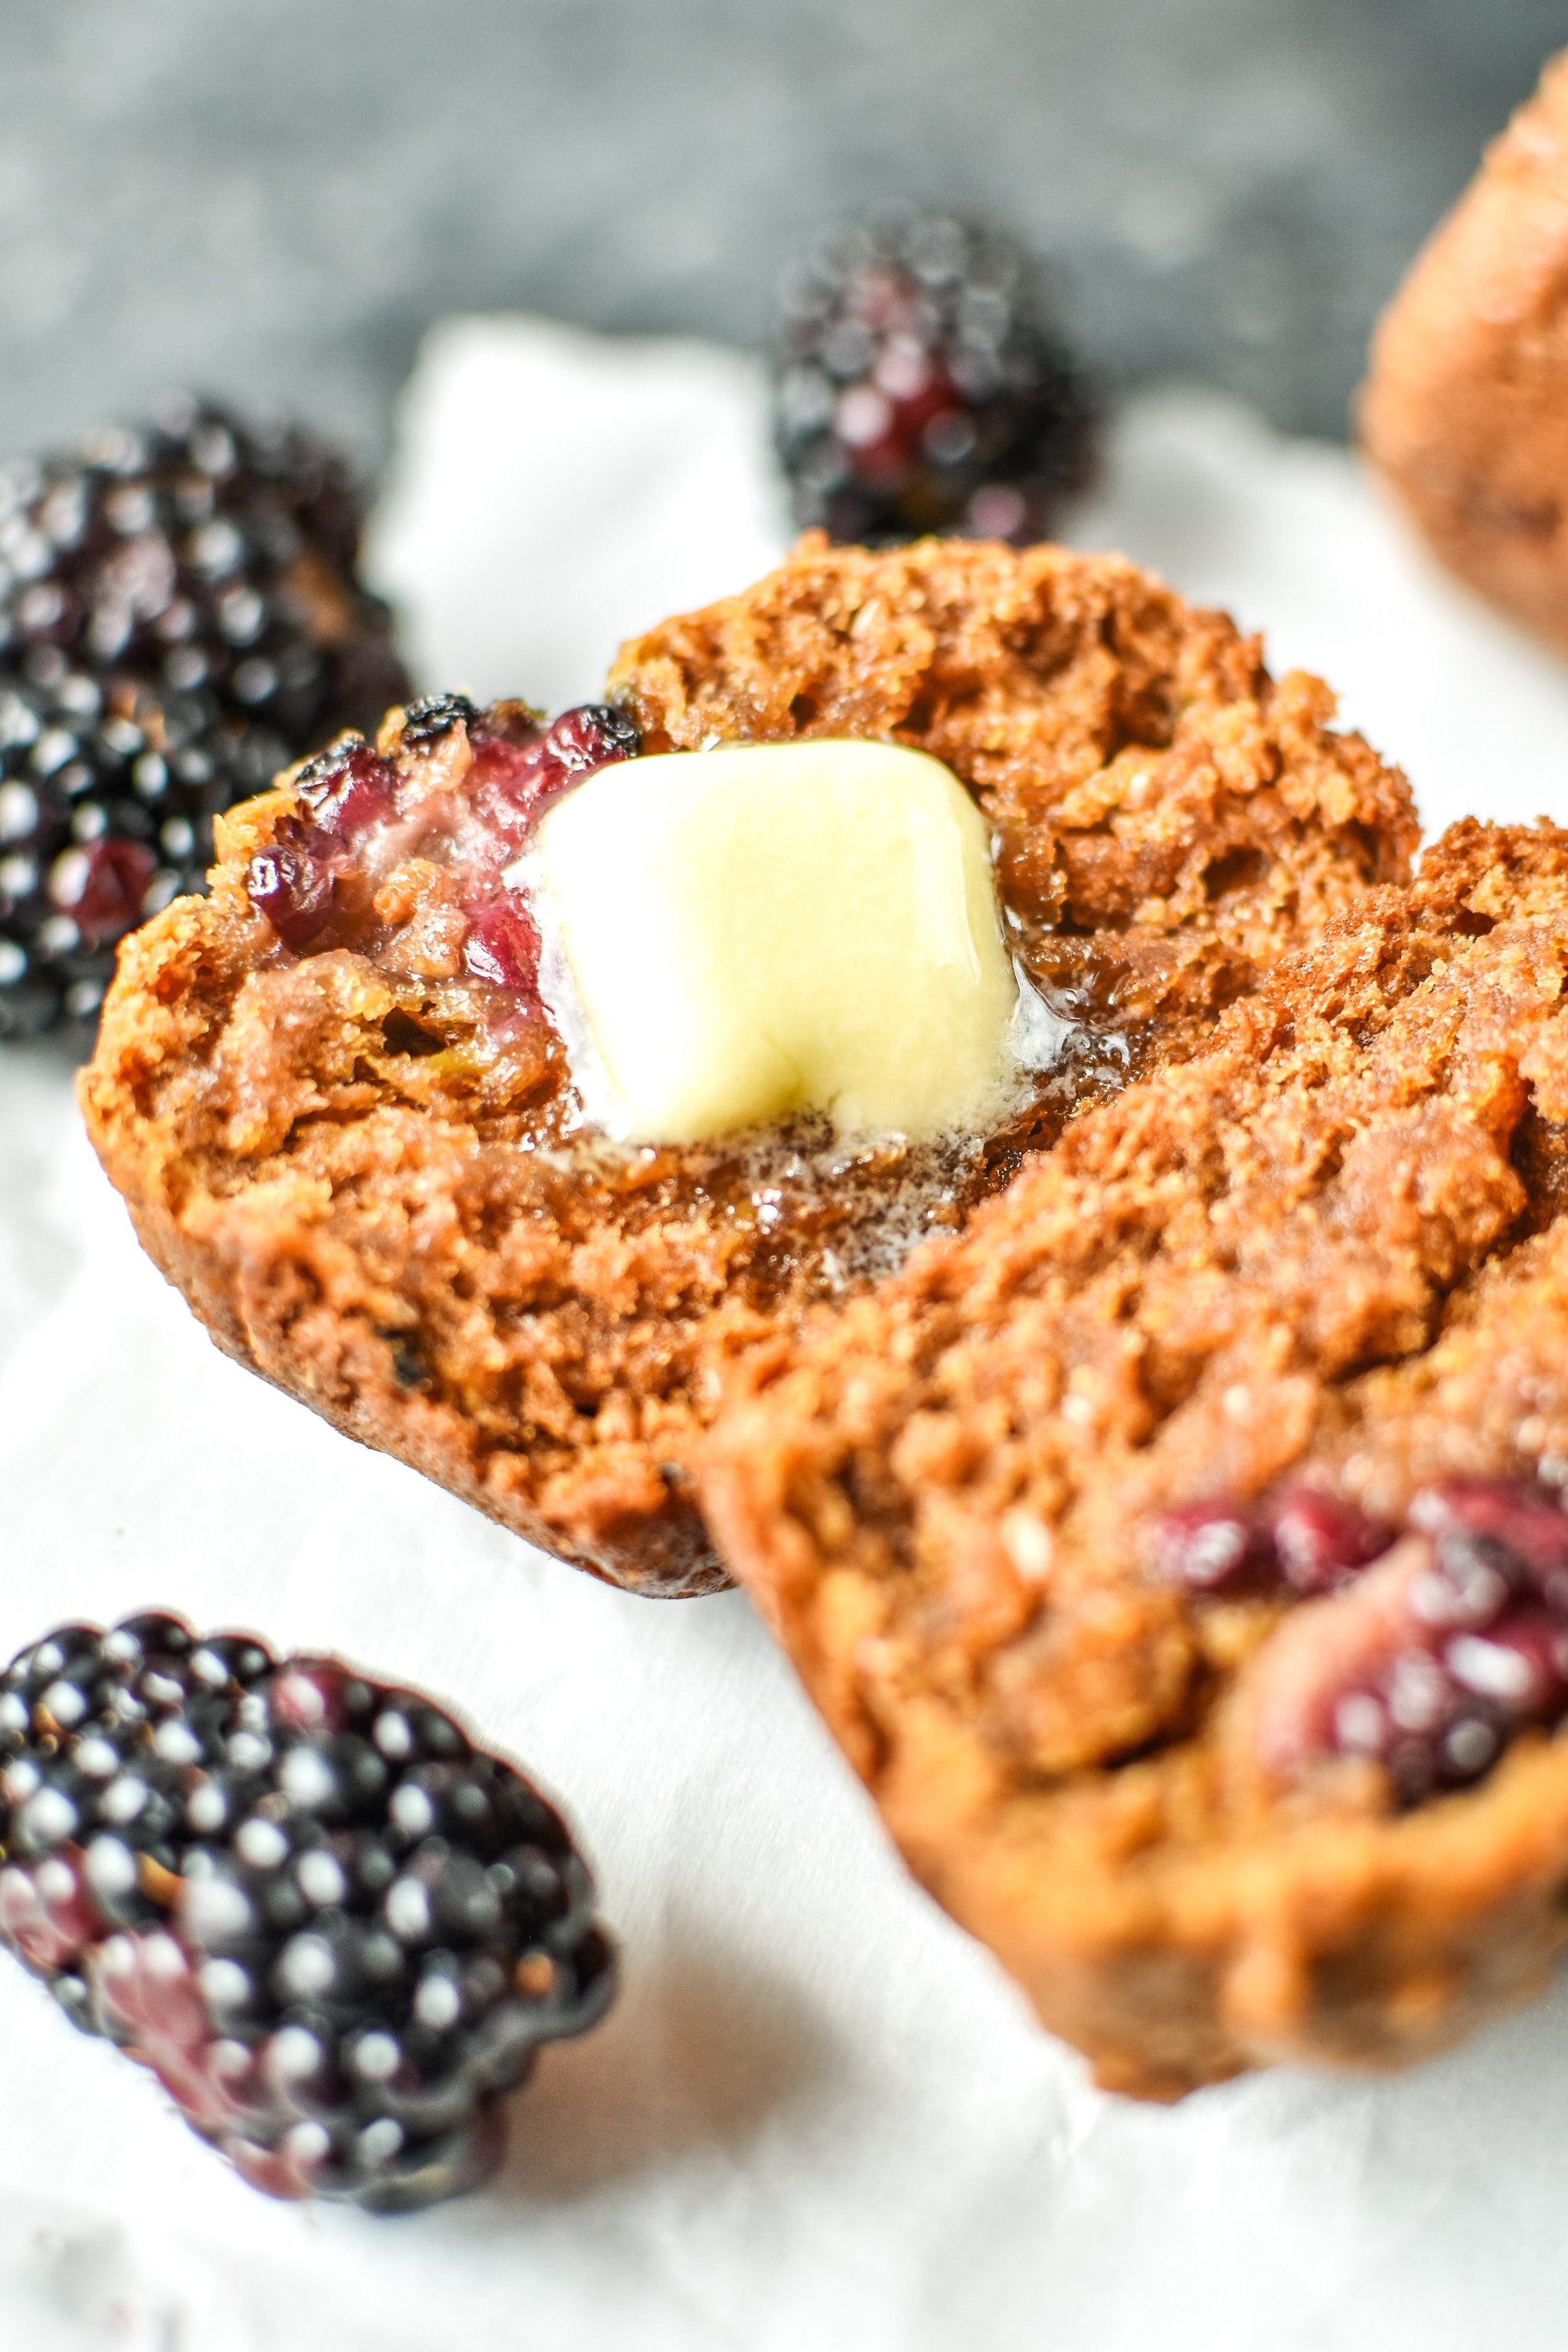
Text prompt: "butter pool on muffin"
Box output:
[[80, 536, 1416, 1596]]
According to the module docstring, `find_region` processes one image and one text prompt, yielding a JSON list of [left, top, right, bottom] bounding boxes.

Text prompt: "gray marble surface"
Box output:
[[0, 0, 1560, 473]]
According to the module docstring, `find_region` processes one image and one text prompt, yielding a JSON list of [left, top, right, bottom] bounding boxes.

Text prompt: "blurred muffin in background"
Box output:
[[1361, 51, 1568, 658]]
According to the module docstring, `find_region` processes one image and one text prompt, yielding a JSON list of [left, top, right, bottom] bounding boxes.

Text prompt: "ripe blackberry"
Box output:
[[0, 397, 409, 1041], [773, 212, 1097, 547], [0, 1615, 616, 2210]]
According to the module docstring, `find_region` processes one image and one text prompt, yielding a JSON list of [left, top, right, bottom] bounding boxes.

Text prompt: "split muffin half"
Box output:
[[701, 821, 1568, 2094], [81, 536, 1415, 1595]]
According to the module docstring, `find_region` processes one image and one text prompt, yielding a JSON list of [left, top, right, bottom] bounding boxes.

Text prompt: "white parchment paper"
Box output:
[[4, 319, 1568, 2350]]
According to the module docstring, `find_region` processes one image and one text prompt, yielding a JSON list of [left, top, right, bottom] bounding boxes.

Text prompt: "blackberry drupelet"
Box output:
[[0, 1615, 616, 2210], [0, 397, 409, 1041], [772, 212, 1097, 547]]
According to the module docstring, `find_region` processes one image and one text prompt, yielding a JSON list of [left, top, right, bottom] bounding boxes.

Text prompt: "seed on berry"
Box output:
[[400, 692, 481, 750], [245, 835, 335, 948], [1150, 1497, 1272, 1593]]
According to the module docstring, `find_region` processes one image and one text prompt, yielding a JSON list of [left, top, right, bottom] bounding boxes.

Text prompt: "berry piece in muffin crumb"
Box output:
[[1159, 1478, 1568, 1801]]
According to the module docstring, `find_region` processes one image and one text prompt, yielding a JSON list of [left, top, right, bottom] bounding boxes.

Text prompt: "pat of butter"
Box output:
[[534, 738, 1018, 1142]]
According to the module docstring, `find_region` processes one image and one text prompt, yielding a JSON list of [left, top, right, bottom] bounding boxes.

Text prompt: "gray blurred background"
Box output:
[[0, 0, 1562, 471]]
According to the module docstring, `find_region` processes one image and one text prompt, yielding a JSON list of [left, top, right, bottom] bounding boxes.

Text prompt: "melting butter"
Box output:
[[534, 739, 1019, 1144]]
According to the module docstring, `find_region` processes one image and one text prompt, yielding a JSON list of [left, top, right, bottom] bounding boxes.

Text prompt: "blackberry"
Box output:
[[243, 698, 640, 993], [1155, 1485, 1396, 1599], [773, 212, 1097, 547], [1157, 1477, 1568, 1804], [0, 1615, 615, 2210], [0, 397, 409, 1041]]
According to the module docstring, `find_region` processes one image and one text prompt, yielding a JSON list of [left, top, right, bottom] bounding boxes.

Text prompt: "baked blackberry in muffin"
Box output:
[[701, 820, 1568, 2096], [80, 537, 1416, 1596]]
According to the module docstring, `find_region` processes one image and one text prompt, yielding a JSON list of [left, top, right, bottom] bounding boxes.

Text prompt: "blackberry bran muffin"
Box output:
[[701, 820, 1568, 2094], [1361, 51, 1568, 655], [80, 537, 1414, 1597]]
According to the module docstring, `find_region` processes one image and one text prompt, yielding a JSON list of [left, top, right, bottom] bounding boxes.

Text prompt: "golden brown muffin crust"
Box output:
[[615, 534, 1416, 1069]]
